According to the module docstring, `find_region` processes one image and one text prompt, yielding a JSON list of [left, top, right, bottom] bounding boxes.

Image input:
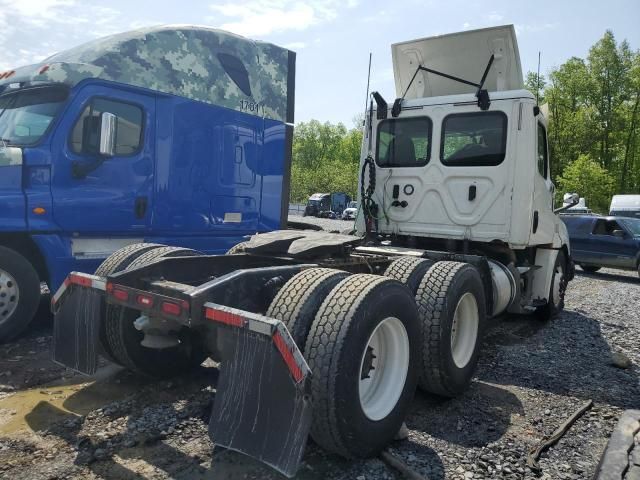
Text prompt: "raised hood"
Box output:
[[392, 25, 523, 99]]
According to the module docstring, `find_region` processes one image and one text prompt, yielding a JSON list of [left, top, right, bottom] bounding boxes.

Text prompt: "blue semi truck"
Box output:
[[0, 26, 295, 341]]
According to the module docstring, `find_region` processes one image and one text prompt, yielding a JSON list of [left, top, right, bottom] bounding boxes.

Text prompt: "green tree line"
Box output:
[[526, 30, 640, 212], [290, 119, 363, 202], [292, 31, 639, 213]]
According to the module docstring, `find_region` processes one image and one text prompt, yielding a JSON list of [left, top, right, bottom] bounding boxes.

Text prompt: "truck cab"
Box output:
[[356, 25, 572, 314], [0, 25, 295, 341]]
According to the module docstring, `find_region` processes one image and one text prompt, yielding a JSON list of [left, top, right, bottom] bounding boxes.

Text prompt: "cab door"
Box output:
[[375, 105, 514, 242], [528, 120, 556, 245], [50, 84, 154, 234]]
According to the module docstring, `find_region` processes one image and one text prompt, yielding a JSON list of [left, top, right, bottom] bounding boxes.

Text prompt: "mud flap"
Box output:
[[206, 304, 312, 478], [51, 274, 105, 375]]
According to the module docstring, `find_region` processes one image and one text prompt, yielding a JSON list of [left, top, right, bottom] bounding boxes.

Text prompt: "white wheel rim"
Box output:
[[552, 264, 564, 306], [0, 268, 20, 324], [358, 316, 409, 421], [450, 293, 479, 369]]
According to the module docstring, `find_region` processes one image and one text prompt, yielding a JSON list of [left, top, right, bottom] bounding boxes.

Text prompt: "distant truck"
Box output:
[[303, 192, 351, 218], [0, 26, 295, 341], [609, 194, 640, 218]]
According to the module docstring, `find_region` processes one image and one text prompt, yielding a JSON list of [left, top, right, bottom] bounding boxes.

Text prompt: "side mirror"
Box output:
[[99, 112, 117, 157], [613, 229, 626, 239], [0, 145, 23, 166], [554, 193, 580, 214]]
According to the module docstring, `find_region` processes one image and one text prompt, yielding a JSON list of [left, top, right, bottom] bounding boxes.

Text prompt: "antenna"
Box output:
[[363, 52, 372, 125], [536, 51, 541, 105]]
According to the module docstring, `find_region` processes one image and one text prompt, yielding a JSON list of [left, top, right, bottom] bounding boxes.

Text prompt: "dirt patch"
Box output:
[[0, 268, 638, 479]]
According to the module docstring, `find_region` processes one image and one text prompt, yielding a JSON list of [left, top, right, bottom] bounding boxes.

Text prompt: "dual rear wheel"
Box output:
[[267, 257, 486, 458]]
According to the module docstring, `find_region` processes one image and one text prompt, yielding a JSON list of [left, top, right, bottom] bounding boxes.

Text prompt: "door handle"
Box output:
[[468, 185, 477, 201], [135, 196, 148, 219]]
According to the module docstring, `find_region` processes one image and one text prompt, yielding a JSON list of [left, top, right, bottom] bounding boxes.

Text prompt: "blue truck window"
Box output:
[[0, 85, 68, 146], [376, 117, 432, 167], [70, 98, 143, 156], [441, 112, 507, 166], [537, 122, 548, 177]]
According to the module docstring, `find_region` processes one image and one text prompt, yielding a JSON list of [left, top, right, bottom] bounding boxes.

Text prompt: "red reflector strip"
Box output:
[[112, 288, 129, 302], [161, 301, 181, 316], [136, 294, 153, 307], [205, 307, 245, 327], [68, 274, 92, 288], [273, 331, 304, 383]]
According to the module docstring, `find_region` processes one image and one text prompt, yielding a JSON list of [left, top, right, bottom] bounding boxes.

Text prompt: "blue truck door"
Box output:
[[152, 98, 261, 237], [50, 85, 154, 234]]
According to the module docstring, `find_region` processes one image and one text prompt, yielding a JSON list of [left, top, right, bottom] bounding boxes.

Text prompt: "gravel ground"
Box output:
[[0, 225, 638, 479]]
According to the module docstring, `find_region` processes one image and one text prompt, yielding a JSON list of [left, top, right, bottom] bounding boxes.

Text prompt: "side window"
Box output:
[[593, 219, 622, 236], [70, 98, 143, 156], [441, 112, 507, 166], [537, 122, 548, 177], [376, 117, 432, 167]]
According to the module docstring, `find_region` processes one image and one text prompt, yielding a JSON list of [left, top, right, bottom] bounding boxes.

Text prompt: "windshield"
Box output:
[[347, 201, 358, 209], [620, 218, 640, 236], [0, 86, 69, 146]]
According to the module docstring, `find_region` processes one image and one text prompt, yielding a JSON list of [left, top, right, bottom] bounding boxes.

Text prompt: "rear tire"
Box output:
[[95, 243, 162, 363], [104, 246, 206, 377], [384, 256, 434, 295], [0, 246, 41, 343], [266, 268, 349, 347], [305, 274, 420, 458], [415, 261, 486, 397], [580, 264, 601, 273]]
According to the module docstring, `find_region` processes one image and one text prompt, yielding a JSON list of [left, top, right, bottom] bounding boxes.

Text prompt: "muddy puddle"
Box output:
[[0, 365, 148, 435]]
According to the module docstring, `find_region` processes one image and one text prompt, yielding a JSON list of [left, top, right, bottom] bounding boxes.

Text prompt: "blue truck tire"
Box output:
[[103, 246, 207, 377], [94, 243, 164, 363], [0, 246, 41, 343]]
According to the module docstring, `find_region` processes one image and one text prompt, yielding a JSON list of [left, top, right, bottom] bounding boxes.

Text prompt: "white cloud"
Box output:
[[207, 0, 357, 37], [0, 0, 123, 70]]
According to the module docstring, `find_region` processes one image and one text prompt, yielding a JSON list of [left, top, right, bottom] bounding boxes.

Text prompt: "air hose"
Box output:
[[360, 155, 378, 235]]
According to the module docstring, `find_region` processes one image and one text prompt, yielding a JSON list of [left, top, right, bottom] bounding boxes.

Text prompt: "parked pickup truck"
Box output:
[[561, 215, 640, 275]]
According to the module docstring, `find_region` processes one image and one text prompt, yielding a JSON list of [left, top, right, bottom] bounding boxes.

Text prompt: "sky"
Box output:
[[1, 0, 639, 126]]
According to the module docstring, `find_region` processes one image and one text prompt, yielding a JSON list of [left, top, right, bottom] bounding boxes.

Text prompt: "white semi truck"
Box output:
[[52, 25, 574, 477]]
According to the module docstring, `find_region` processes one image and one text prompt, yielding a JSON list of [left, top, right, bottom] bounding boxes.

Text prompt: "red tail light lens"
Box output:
[[112, 288, 129, 302], [161, 301, 181, 316]]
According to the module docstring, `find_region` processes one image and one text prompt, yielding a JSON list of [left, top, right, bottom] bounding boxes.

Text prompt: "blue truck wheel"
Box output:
[[94, 243, 163, 363], [0, 246, 41, 343], [103, 246, 207, 377]]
